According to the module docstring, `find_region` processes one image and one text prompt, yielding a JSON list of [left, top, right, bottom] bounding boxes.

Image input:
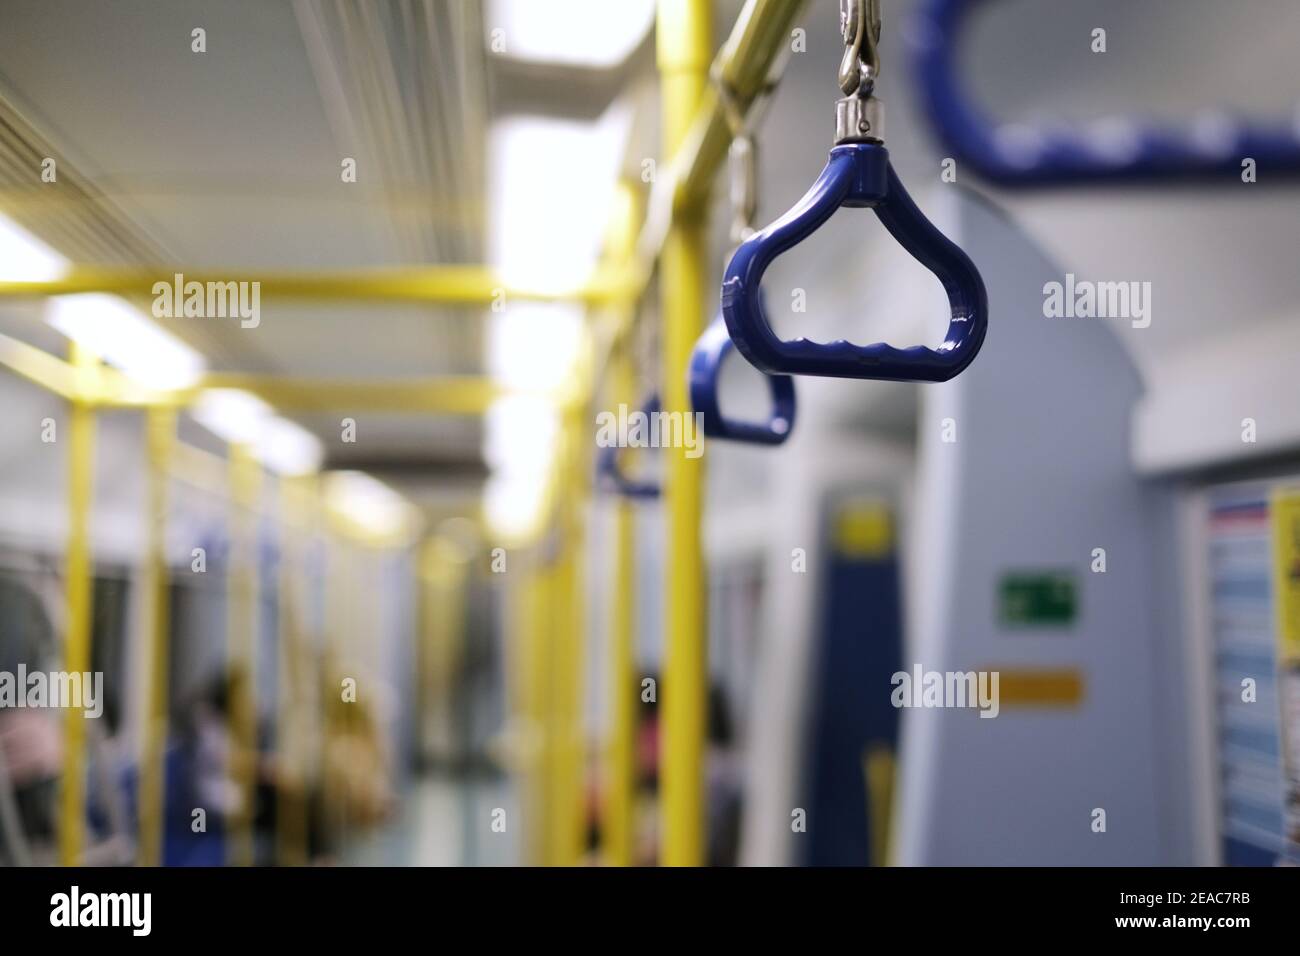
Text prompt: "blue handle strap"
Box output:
[[595, 394, 661, 499], [911, 0, 1300, 186], [688, 315, 796, 445], [722, 143, 987, 382]]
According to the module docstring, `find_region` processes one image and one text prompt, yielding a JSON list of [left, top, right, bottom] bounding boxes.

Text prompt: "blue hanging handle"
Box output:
[[688, 312, 796, 445], [595, 394, 661, 499], [911, 0, 1300, 186], [721, 142, 987, 382]]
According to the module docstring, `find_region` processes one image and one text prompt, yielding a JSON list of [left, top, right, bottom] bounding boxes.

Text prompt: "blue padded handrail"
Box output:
[[595, 394, 662, 500], [911, 0, 1300, 186], [688, 313, 796, 445], [721, 142, 987, 382]]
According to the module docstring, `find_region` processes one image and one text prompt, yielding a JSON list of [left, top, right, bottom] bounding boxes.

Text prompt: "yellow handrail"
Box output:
[[56, 343, 97, 866], [0, 263, 638, 306], [226, 443, 261, 867], [657, 0, 712, 869], [137, 405, 177, 866]]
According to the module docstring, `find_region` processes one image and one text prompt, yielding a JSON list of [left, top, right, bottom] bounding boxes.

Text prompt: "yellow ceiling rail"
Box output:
[[0, 330, 565, 415], [0, 263, 640, 306], [674, 0, 809, 212], [0, 331, 81, 400], [198, 373, 517, 415], [634, 0, 810, 271]]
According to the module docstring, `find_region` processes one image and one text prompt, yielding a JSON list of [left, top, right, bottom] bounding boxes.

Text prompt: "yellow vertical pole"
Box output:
[[322, 524, 349, 850], [534, 555, 559, 865], [600, 181, 643, 867], [657, 0, 712, 868], [419, 536, 469, 767], [417, 540, 438, 761], [548, 530, 578, 865], [513, 560, 548, 866], [558, 405, 592, 866], [138, 405, 176, 866], [227, 443, 261, 866], [604, 345, 638, 867], [275, 474, 312, 867], [601, 180, 643, 867], [58, 343, 96, 866]]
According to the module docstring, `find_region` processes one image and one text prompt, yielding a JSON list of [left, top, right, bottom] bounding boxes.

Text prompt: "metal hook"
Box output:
[[713, 66, 773, 245], [690, 68, 798, 447], [835, 0, 884, 145], [838, 0, 882, 96]]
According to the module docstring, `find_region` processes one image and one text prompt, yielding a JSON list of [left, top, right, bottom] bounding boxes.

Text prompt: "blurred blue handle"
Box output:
[[911, 0, 1300, 185], [688, 315, 796, 445], [721, 143, 987, 382], [596, 395, 661, 500]]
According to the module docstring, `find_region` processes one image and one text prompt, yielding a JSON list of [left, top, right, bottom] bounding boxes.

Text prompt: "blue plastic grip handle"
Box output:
[[911, 0, 1300, 186], [721, 143, 987, 382], [595, 394, 661, 500], [688, 315, 796, 445]]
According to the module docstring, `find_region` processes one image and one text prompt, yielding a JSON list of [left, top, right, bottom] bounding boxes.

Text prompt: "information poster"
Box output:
[[1208, 491, 1286, 865], [1270, 488, 1300, 858]]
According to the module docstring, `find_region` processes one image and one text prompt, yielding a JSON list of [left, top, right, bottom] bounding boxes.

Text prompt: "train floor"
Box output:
[[341, 773, 519, 867]]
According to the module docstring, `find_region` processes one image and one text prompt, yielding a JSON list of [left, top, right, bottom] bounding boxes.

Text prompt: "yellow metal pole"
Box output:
[[0, 263, 636, 306], [138, 405, 176, 866], [549, 533, 580, 865], [557, 406, 593, 866], [227, 443, 261, 866], [534, 556, 559, 866], [418, 536, 469, 769], [512, 560, 548, 866], [604, 345, 638, 867], [196, 374, 513, 416], [417, 541, 440, 763], [275, 474, 313, 867], [598, 179, 644, 867], [57, 343, 97, 866], [672, 0, 811, 212], [322, 526, 350, 851], [657, 0, 712, 868]]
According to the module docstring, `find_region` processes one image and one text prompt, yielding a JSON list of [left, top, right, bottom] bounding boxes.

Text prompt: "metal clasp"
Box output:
[[835, 0, 884, 145], [838, 0, 881, 96]]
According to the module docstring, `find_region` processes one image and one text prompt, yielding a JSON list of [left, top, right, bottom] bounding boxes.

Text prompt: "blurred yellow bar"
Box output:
[[512, 563, 547, 866], [137, 405, 176, 866], [534, 558, 559, 865], [0, 331, 80, 400], [635, 0, 810, 270], [672, 0, 810, 213], [562, 407, 593, 866], [198, 373, 515, 415], [658, 0, 712, 868], [989, 668, 1086, 708], [604, 346, 638, 868], [550, 539, 581, 865], [275, 474, 316, 867], [0, 263, 638, 306], [226, 443, 261, 866], [864, 744, 896, 868], [599, 183, 643, 867], [57, 343, 97, 866]]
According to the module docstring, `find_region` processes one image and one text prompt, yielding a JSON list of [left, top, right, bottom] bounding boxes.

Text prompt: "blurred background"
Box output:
[[0, 0, 1297, 866]]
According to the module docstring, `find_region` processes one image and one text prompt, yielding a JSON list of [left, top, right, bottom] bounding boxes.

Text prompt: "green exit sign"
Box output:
[[999, 572, 1077, 627]]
